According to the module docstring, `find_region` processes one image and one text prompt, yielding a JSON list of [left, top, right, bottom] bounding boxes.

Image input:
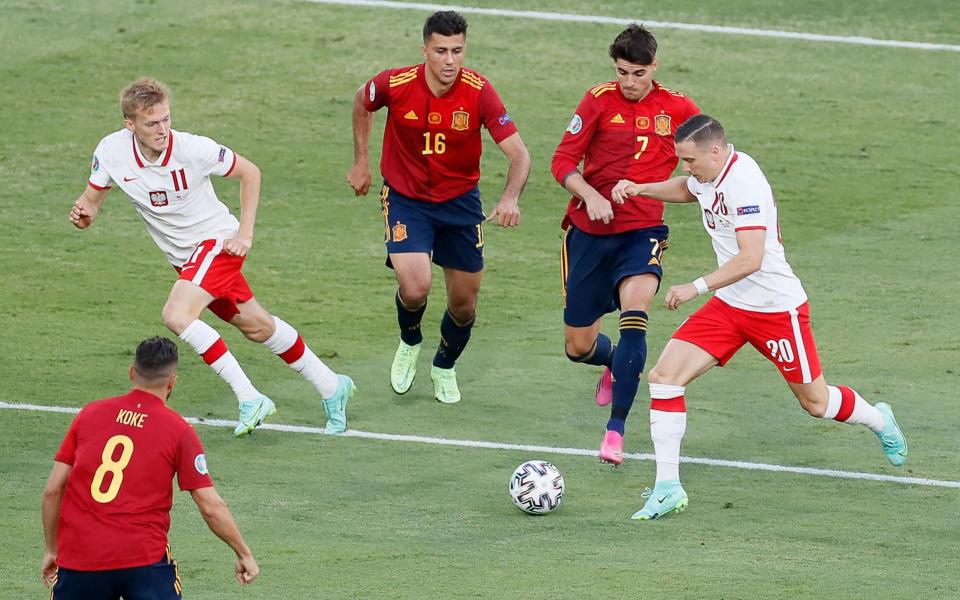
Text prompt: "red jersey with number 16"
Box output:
[[364, 64, 518, 202], [552, 81, 699, 235], [53, 389, 213, 571]]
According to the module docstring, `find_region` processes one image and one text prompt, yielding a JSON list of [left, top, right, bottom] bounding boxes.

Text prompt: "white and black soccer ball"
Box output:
[[509, 459, 565, 515]]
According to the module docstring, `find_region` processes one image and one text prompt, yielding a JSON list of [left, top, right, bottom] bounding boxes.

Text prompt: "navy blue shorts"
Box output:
[[379, 182, 485, 273], [52, 553, 181, 600], [561, 224, 669, 327]]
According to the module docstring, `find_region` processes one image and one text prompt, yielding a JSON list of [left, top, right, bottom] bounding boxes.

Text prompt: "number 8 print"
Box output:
[[90, 435, 134, 504]]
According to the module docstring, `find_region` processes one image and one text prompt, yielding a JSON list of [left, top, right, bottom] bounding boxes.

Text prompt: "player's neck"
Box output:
[[423, 69, 456, 97], [134, 136, 162, 163], [131, 385, 169, 404]]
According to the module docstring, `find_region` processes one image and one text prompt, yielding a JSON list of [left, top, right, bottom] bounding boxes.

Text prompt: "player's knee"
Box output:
[[399, 283, 430, 308], [647, 366, 676, 386], [564, 337, 593, 360], [237, 314, 274, 343], [161, 304, 192, 335], [447, 299, 476, 323]]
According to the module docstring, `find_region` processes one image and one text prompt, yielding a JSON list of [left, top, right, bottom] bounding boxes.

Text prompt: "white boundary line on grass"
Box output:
[[305, 0, 960, 52], [4, 400, 958, 489]]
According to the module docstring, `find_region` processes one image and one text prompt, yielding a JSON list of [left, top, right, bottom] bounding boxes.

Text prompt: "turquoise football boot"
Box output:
[[631, 480, 689, 521], [233, 395, 276, 438], [323, 374, 354, 434], [874, 402, 907, 466]]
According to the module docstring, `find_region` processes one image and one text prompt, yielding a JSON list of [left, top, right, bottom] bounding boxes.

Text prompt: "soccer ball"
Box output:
[[509, 460, 565, 515]]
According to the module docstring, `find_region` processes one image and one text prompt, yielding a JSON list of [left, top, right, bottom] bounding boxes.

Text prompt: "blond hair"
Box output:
[[120, 77, 171, 119]]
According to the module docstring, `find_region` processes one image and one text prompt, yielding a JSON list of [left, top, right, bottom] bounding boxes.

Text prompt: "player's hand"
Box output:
[[235, 554, 260, 585], [224, 235, 252, 257], [486, 196, 521, 227], [664, 283, 699, 310], [346, 163, 372, 196], [69, 198, 97, 229], [584, 195, 614, 224], [611, 179, 643, 205], [40, 551, 57, 588]]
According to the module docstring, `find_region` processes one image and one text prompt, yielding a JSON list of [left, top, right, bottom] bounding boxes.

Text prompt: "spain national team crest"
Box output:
[[451, 110, 470, 131], [635, 116, 650, 130], [655, 114, 672, 136], [392, 222, 408, 242]]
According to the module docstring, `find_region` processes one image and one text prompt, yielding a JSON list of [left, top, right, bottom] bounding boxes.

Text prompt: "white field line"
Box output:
[[3, 400, 957, 489], [305, 0, 960, 52]]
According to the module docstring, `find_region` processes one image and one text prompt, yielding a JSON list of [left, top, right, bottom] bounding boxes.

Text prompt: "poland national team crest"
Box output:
[[451, 111, 470, 131], [655, 114, 672, 136], [149, 191, 169, 207]]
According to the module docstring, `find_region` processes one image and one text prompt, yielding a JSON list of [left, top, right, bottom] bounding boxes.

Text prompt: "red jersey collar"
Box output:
[[617, 80, 660, 103], [713, 145, 739, 187], [417, 62, 462, 98], [131, 129, 174, 168]]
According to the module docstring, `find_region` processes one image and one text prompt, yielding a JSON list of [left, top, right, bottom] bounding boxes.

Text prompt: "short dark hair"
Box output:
[[609, 24, 658, 65], [675, 114, 726, 147], [134, 336, 179, 382], [423, 10, 467, 41]]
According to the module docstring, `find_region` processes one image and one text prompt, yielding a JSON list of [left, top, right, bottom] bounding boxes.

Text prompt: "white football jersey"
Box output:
[[686, 146, 807, 312], [88, 128, 240, 266]]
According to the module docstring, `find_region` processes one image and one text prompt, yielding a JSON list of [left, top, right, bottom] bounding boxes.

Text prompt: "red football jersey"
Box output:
[[53, 389, 213, 571], [364, 64, 518, 202], [552, 81, 699, 234]]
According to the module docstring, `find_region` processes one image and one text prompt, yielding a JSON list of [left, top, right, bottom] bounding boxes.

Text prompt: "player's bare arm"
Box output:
[[561, 171, 614, 224], [39, 461, 71, 587], [664, 228, 765, 310], [485, 132, 530, 228], [224, 154, 260, 257], [346, 85, 374, 196], [611, 176, 696, 205], [69, 186, 108, 229], [190, 486, 260, 584]]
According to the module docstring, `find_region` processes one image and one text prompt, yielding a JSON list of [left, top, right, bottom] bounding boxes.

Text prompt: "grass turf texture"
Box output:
[[2, 0, 959, 597]]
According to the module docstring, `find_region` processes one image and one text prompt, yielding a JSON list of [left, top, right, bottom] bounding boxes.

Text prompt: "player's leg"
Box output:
[[428, 266, 482, 403], [163, 280, 264, 414], [382, 185, 435, 394], [561, 226, 618, 407], [390, 252, 432, 394], [51, 567, 122, 600], [229, 297, 354, 434]]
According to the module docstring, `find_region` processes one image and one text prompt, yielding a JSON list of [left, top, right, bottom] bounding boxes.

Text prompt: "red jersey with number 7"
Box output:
[[552, 81, 699, 234], [53, 389, 213, 570], [363, 64, 518, 202]]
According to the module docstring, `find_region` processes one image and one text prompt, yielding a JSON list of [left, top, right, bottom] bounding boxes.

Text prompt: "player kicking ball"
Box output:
[[611, 114, 908, 520], [69, 77, 353, 436]]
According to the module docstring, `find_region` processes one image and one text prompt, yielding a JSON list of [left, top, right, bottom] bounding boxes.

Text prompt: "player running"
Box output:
[[41, 337, 259, 598], [611, 114, 908, 520], [552, 24, 699, 464], [69, 77, 353, 436], [347, 11, 531, 404]]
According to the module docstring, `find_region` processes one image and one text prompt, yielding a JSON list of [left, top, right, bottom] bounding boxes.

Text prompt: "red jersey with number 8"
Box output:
[[364, 64, 518, 202], [552, 81, 699, 234], [53, 389, 213, 570]]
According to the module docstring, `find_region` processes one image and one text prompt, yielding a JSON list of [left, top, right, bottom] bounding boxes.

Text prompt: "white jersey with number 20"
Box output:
[[686, 146, 807, 312], [88, 128, 240, 267]]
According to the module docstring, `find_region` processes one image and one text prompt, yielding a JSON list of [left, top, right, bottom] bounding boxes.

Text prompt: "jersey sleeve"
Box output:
[[185, 133, 237, 178], [550, 91, 602, 185], [728, 168, 772, 231], [88, 141, 113, 190], [174, 426, 214, 491], [680, 95, 700, 125], [54, 413, 81, 465], [362, 69, 393, 112], [478, 82, 518, 143]]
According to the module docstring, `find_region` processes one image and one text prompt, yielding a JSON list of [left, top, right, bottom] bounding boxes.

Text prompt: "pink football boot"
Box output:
[[599, 430, 624, 465]]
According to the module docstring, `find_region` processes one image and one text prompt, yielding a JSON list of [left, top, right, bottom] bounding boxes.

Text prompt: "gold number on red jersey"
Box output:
[[634, 136, 649, 160], [422, 132, 446, 155], [90, 434, 134, 504]]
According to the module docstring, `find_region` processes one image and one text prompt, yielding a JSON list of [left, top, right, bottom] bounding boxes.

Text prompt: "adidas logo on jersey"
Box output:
[[609, 113, 625, 124], [404, 110, 418, 120]]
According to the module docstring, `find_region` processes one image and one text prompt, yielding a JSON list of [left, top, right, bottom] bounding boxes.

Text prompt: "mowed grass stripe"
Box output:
[[4, 401, 956, 489], [305, 0, 960, 52]]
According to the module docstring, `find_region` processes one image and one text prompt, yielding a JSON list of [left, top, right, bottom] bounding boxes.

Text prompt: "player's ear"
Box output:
[[123, 117, 135, 133], [129, 366, 136, 383]]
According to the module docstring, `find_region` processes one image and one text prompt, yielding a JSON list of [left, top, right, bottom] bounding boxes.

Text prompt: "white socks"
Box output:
[[263, 316, 339, 398], [822, 385, 884, 433], [179, 320, 262, 404], [649, 383, 688, 484]]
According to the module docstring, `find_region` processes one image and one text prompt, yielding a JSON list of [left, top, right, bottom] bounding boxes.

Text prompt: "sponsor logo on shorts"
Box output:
[[567, 114, 582, 135], [194, 454, 208, 475], [392, 222, 408, 242], [737, 205, 761, 215], [655, 114, 672, 136], [452, 110, 470, 131], [149, 190, 169, 207]]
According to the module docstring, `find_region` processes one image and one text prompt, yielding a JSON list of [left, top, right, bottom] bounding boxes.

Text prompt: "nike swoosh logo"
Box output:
[[123, 176, 138, 182], [656, 495, 669, 503], [783, 367, 797, 372]]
